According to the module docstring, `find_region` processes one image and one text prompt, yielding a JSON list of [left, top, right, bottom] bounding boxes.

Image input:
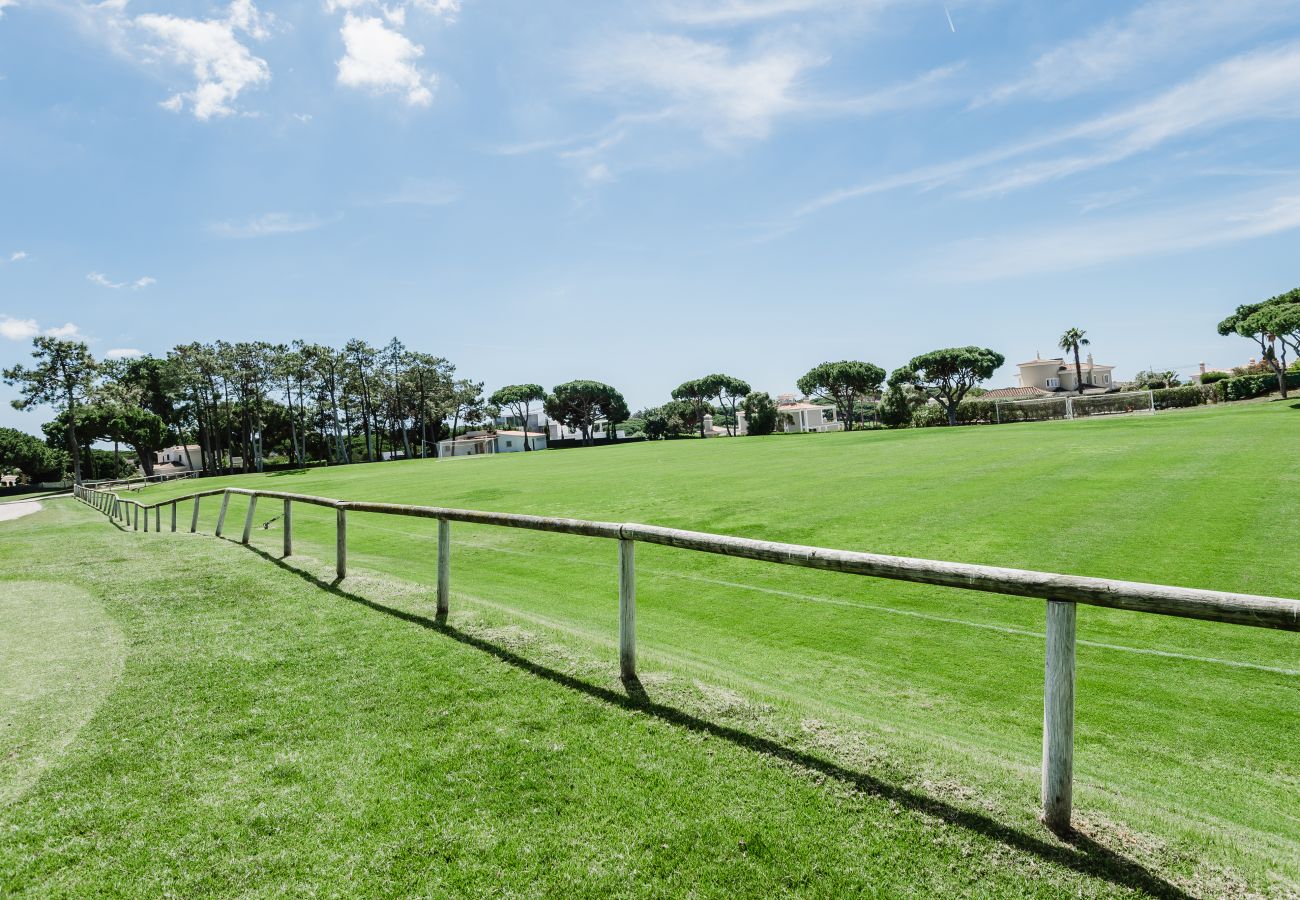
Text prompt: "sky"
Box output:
[[2, 0, 1300, 434]]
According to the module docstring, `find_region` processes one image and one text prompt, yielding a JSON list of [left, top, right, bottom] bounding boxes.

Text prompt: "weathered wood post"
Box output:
[[143, 504, 149, 532], [619, 538, 636, 680], [155, 506, 161, 532], [436, 518, 450, 615], [132, 503, 139, 530], [241, 494, 258, 544], [171, 501, 177, 532], [215, 491, 230, 537], [282, 498, 292, 557], [191, 496, 201, 532], [1042, 599, 1077, 833], [336, 506, 347, 580]]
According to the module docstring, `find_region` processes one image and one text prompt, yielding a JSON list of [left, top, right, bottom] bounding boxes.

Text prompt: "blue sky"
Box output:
[[2, 0, 1299, 432]]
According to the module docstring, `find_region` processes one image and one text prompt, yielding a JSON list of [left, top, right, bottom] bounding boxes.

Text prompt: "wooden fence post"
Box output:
[[191, 496, 201, 533], [282, 499, 292, 557], [215, 491, 230, 537], [242, 494, 258, 544], [336, 507, 347, 579], [619, 538, 636, 680], [155, 506, 161, 532], [171, 501, 177, 532], [1042, 599, 1077, 833], [144, 504, 149, 532], [436, 519, 450, 615], [132, 503, 139, 530]]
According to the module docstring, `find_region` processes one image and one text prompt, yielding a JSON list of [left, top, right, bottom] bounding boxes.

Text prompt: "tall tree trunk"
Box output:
[[1074, 346, 1084, 393]]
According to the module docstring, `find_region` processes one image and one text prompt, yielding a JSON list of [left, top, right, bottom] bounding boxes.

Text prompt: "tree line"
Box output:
[[2, 337, 634, 483]]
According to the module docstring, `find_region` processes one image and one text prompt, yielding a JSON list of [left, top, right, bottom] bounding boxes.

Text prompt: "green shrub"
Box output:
[[912, 400, 998, 428], [1152, 386, 1212, 409], [1199, 371, 1231, 385], [1215, 371, 1300, 402]]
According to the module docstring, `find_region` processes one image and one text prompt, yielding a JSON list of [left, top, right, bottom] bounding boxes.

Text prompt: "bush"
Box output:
[[1199, 370, 1231, 385], [912, 400, 998, 428], [1152, 385, 1212, 409], [1215, 371, 1300, 402]]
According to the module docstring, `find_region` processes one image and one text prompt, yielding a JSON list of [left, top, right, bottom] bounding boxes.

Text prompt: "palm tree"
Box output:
[[1058, 327, 1090, 393]]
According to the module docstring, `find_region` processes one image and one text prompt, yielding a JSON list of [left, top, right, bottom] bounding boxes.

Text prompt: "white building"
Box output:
[[436, 430, 547, 458], [155, 444, 203, 472], [737, 394, 842, 434], [1016, 354, 1116, 392]]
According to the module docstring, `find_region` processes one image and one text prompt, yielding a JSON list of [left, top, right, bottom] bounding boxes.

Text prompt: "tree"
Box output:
[[671, 378, 713, 438], [3, 337, 98, 483], [888, 347, 1005, 427], [0, 426, 68, 482], [706, 374, 750, 436], [544, 380, 629, 446], [878, 382, 925, 428], [448, 379, 486, 440], [1130, 369, 1181, 390], [741, 391, 777, 436], [489, 384, 546, 450], [796, 360, 885, 431], [1219, 294, 1300, 400], [1058, 327, 1090, 392]]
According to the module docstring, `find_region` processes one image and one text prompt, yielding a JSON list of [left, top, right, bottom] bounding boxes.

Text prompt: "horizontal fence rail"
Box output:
[[72, 482, 1299, 834]]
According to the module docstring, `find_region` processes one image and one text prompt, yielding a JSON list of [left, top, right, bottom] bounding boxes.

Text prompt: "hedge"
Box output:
[[1213, 371, 1300, 402], [1151, 385, 1213, 409], [1199, 371, 1231, 385]]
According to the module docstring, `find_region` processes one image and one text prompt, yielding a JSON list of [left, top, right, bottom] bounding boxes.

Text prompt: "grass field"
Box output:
[[3, 400, 1297, 896]]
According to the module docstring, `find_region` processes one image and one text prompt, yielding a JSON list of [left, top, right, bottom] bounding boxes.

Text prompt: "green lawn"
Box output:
[[3, 400, 1297, 896]]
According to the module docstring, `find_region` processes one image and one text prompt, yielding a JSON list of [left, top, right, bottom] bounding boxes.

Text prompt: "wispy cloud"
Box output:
[[977, 0, 1300, 106], [209, 212, 338, 238], [87, 271, 156, 289], [0, 0, 16, 19], [801, 40, 1300, 213], [105, 347, 144, 359], [940, 187, 1300, 281], [135, 0, 273, 120], [8, 250, 27, 262], [660, 0, 865, 27]]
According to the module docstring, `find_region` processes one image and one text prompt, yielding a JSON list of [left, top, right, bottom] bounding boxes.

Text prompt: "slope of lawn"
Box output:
[[5, 399, 1297, 895]]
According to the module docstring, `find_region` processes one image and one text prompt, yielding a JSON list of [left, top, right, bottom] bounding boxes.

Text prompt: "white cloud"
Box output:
[[43, 322, 84, 339], [0, 0, 15, 18], [135, 1, 272, 120], [978, 0, 1300, 106], [660, 0, 869, 26], [941, 187, 1300, 281], [209, 212, 336, 238], [105, 348, 144, 359], [578, 34, 819, 144], [87, 271, 156, 289], [336, 13, 434, 106], [801, 40, 1300, 213], [5, 250, 26, 263], [0, 316, 39, 341]]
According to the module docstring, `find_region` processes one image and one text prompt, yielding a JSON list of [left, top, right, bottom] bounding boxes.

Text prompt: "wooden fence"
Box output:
[[73, 483, 1299, 834]]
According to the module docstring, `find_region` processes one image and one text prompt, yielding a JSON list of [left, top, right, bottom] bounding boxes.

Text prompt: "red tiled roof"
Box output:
[[975, 386, 1053, 401]]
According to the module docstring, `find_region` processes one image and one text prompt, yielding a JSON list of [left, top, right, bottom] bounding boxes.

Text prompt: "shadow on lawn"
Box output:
[[243, 544, 1189, 899]]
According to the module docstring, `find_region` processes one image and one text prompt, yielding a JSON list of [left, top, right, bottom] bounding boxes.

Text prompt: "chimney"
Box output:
[[1086, 353, 1094, 366], [1199, 362, 1206, 374]]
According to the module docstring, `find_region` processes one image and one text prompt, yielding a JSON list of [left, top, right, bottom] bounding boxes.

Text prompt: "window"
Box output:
[[505, 440, 513, 448], [1101, 374, 1109, 384], [1046, 377, 1060, 389]]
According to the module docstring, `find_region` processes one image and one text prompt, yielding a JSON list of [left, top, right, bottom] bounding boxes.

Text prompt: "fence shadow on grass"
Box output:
[[242, 544, 1186, 899]]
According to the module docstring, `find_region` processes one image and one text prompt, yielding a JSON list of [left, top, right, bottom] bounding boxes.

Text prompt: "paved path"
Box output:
[[0, 500, 42, 521]]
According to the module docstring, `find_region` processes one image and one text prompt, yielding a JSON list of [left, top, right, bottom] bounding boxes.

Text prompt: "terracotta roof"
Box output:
[[777, 402, 834, 412], [976, 386, 1053, 401]]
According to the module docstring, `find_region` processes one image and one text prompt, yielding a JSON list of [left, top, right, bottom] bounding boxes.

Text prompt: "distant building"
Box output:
[[1016, 354, 1116, 392], [155, 444, 203, 472], [436, 429, 547, 458], [736, 393, 842, 434]]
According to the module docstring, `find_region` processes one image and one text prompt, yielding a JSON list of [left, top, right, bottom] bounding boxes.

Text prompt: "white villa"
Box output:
[[436, 430, 547, 458], [736, 394, 842, 435], [1016, 354, 1116, 392], [155, 444, 203, 472], [495, 409, 625, 443]]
